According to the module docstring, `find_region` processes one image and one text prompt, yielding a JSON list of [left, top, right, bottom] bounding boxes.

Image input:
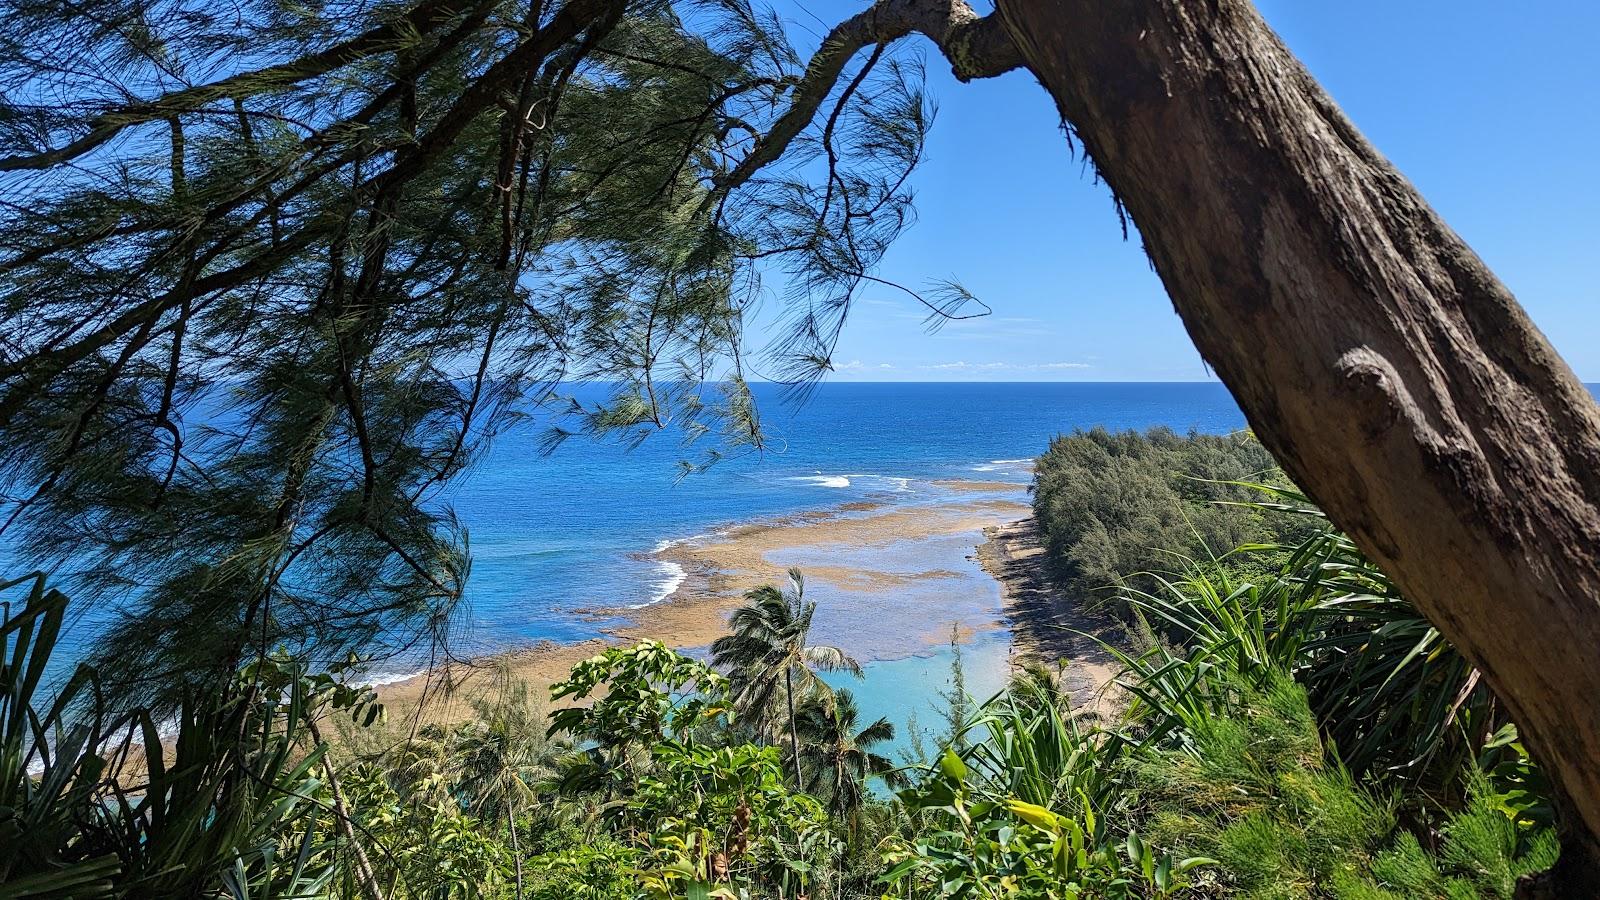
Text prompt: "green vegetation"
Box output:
[[0, 408, 1560, 898], [1032, 428, 1305, 604], [793, 688, 900, 828], [0, 12, 1567, 887], [3, 482, 1561, 896], [1, 0, 1591, 890], [709, 569, 862, 789], [0, 0, 946, 714]]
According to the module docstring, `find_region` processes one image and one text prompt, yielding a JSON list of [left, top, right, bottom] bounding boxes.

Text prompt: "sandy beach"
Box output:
[[978, 516, 1123, 714], [376, 479, 1121, 725]]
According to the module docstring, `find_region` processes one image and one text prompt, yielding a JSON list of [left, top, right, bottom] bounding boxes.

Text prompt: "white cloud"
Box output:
[[830, 360, 894, 374], [925, 361, 1007, 370]]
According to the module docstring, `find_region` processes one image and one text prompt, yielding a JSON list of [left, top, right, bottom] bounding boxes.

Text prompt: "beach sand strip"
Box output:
[[376, 488, 1126, 730], [977, 515, 1124, 716]]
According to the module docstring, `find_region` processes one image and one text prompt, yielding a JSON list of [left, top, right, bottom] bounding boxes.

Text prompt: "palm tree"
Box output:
[[446, 675, 568, 900], [794, 688, 903, 827], [709, 569, 860, 789]]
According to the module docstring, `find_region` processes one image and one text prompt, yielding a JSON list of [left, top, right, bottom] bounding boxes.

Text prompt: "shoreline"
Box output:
[[977, 516, 1123, 714], [375, 478, 1120, 724]]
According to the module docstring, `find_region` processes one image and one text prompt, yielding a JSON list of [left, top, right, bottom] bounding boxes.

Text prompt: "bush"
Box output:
[[1132, 677, 1557, 899], [1031, 427, 1301, 606]]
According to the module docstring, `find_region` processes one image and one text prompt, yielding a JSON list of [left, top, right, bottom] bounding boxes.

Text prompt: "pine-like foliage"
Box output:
[[0, 0, 949, 705], [1031, 426, 1307, 604]]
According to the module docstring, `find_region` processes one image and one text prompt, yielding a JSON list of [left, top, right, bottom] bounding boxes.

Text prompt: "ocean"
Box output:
[[442, 381, 1248, 737], [6, 381, 1249, 738], [447, 381, 1246, 652]]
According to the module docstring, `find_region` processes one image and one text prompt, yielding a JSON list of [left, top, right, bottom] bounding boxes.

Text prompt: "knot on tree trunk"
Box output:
[[1335, 346, 1405, 442]]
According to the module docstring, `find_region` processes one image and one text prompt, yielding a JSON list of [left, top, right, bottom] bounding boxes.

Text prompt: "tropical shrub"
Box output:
[[883, 747, 1208, 899], [0, 573, 370, 899], [340, 762, 515, 899], [631, 741, 836, 898], [880, 666, 1210, 899], [544, 639, 837, 898], [1111, 493, 1505, 795], [530, 837, 638, 900], [1132, 674, 1397, 896], [547, 638, 730, 795], [1031, 427, 1301, 605], [1131, 675, 1557, 899]]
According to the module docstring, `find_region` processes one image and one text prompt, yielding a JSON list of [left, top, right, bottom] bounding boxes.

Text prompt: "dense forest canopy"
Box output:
[[1031, 427, 1300, 602]]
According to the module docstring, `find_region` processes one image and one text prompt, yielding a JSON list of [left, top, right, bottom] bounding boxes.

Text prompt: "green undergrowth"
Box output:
[[1131, 676, 1557, 898]]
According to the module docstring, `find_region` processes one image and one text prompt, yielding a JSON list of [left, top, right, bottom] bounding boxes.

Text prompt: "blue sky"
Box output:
[[749, 1, 1600, 381]]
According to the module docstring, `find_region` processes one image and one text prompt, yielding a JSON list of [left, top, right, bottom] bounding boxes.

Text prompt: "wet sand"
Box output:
[[376, 479, 1124, 727], [977, 516, 1123, 715]]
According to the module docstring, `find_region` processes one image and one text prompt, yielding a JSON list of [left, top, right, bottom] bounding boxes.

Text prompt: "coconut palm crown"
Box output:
[[709, 568, 861, 788], [794, 688, 903, 827]]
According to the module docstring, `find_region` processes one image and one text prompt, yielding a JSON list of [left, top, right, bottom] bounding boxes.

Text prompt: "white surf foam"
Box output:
[[360, 668, 428, 688], [844, 473, 913, 492], [616, 537, 696, 609], [788, 474, 851, 488], [973, 457, 1035, 473], [642, 559, 688, 607]]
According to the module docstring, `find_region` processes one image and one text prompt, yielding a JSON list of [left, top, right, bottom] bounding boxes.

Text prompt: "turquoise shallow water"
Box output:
[[446, 381, 1246, 656], [6, 382, 1249, 721], [821, 634, 1016, 766], [447, 381, 1247, 743]]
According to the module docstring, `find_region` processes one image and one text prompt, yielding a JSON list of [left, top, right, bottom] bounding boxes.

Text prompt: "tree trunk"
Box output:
[[992, 0, 1600, 887], [508, 800, 524, 900], [306, 720, 385, 900], [786, 667, 805, 791]]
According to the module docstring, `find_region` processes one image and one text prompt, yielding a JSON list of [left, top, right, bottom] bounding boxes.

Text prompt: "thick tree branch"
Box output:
[[996, 0, 1600, 883], [712, 0, 1019, 199]]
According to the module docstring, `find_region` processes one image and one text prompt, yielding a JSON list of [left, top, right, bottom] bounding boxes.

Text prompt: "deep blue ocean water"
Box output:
[[4, 382, 1249, 733], [445, 382, 1246, 656]]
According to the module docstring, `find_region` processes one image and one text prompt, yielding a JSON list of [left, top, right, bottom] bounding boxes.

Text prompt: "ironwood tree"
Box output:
[[0, 0, 948, 702], [3, 0, 1597, 891]]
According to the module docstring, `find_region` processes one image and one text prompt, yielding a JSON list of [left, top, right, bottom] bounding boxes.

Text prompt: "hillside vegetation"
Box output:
[[1031, 427, 1306, 604], [1, 437, 1556, 898]]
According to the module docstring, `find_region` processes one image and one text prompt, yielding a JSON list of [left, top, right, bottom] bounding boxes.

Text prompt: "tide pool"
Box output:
[[7, 382, 1249, 704]]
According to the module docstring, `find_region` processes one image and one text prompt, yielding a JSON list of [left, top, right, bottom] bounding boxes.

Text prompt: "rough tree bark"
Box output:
[[981, 1, 1600, 891], [766, 0, 1600, 888]]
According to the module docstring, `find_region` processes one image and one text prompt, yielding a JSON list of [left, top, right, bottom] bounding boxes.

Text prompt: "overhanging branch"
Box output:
[[0, 0, 470, 172], [711, 0, 1019, 199]]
